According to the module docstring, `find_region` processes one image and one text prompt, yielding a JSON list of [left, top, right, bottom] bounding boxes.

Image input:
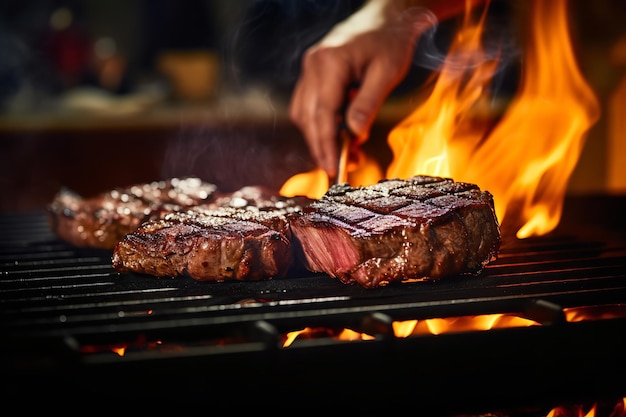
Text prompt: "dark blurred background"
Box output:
[[0, 0, 625, 211], [0, 0, 369, 110]]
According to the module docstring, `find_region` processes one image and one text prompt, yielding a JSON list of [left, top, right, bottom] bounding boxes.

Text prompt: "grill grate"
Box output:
[[1, 208, 626, 412], [3, 214, 625, 333]]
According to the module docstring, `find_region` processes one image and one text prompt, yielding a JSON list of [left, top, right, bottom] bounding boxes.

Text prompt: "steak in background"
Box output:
[[112, 195, 310, 281], [287, 176, 501, 289], [48, 177, 219, 249]]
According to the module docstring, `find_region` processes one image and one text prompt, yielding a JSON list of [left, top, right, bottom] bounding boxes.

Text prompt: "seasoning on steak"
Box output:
[[112, 196, 310, 282], [48, 177, 219, 249], [287, 175, 501, 289]]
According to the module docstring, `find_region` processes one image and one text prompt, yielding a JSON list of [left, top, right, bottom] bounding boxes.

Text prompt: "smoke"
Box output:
[[221, 0, 364, 94], [0, 29, 24, 103], [160, 109, 314, 192], [158, 1, 365, 192], [218, 1, 521, 100], [408, 5, 522, 97], [0, 23, 39, 111], [0, 5, 74, 113]]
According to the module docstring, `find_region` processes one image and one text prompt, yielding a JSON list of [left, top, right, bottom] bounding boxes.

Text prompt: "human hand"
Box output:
[[289, 0, 438, 178]]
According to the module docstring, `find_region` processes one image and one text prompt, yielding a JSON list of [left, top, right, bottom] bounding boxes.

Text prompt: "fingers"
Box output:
[[290, 47, 352, 177], [289, 5, 421, 178], [346, 54, 411, 146]]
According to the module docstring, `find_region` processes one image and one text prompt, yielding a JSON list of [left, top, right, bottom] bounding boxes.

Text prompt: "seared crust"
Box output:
[[112, 203, 306, 282], [47, 178, 311, 250], [47, 178, 219, 249], [287, 176, 501, 288]]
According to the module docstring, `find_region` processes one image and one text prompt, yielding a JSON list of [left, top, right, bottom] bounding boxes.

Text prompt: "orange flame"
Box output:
[[387, 2, 498, 183], [392, 313, 538, 337], [284, 306, 626, 346], [279, 153, 383, 199], [564, 303, 626, 322], [281, 0, 599, 238], [542, 400, 626, 417], [283, 313, 538, 347], [388, 0, 599, 238], [279, 168, 329, 200], [112, 345, 126, 356], [282, 326, 374, 347]]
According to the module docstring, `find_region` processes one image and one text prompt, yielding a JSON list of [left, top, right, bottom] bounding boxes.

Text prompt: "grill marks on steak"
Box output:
[[51, 175, 499, 286], [47, 178, 304, 250], [48, 177, 219, 249], [112, 198, 310, 282], [287, 176, 501, 288]]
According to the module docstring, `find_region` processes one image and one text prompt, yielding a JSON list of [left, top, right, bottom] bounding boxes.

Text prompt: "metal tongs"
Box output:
[[333, 84, 359, 185], [335, 120, 352, 185]]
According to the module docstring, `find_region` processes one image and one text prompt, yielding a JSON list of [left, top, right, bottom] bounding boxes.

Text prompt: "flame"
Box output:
[[545, 404, 596, 417], [112, 345, 126, 356], [279, 168, 329, 200], [282, 326, 374, 347], [283, 313, 538, 347], [392, 313, 538, 337], [279, 153, 383, 199], [81, 342, 129, 356], [283, 327, 310, 347], [389, 0, 599, 238], [281, 0, 599, 238], [284, 305, 626, 346], [387, 2, 497, 182], [544, 400, 626, 417], [564, 304, 626, 322], [338, 328, 375, 341]]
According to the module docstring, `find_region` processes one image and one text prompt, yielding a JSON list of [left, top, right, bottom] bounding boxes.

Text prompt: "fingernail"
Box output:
[[350, 111, 368, 138]]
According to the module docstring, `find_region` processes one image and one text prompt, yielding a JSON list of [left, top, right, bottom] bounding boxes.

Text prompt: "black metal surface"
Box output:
[[1, 197, 626, 414]]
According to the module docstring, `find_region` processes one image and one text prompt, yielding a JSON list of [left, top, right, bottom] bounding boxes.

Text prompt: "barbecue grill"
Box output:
[[1, 195, 625, 415]]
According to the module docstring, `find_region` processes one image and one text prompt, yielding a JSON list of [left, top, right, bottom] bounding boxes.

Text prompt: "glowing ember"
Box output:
[[280, 0, 599, 238], [111, 346, 126, 356], [545, 398, 626, 417], [80, 342, 131, 356], [564, 304, 626, 322], [545, 403, 597, 417]]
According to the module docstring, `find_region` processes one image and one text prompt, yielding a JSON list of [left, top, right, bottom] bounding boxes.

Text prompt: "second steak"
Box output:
[[287, 176, 501, 289], [112, 202, 308, 282]]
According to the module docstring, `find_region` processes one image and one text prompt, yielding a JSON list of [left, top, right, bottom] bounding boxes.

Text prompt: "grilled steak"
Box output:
[[48, 177, 219, 249], [112, 196, 310, 281], [287, 175, 501, 288]]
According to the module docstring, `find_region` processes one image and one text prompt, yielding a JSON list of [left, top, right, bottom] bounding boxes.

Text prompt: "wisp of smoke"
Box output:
[[161, 117, 313, 192], [223, 0, 363, 93], [409, 5, 521, 94]]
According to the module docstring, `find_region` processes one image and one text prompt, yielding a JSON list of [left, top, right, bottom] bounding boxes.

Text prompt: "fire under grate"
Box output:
[[1, 202, 626, 413]]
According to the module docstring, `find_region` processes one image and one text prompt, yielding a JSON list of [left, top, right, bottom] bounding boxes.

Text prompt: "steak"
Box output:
[[287, 175, 501, 288], [48, 177, 219, 249], [112, 196, 311, 282]]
